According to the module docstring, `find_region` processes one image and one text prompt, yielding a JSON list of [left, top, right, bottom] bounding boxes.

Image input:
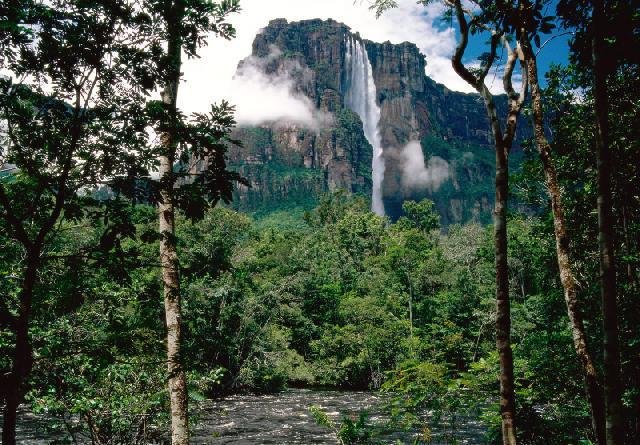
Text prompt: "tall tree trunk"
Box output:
[[158, 148, 188, 445], [521, 39, 606, 445], [2, 252, 38, 445], [592, 1, 624, 443], [448, 4, 522, 440], [474, 82, 518, 445], [495, 138, 516, 445], [478, 82, 518, 445], [159, 1, 188, 443]]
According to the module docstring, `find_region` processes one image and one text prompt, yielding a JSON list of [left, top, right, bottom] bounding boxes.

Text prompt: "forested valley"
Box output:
[[1, 0, 639, 444]]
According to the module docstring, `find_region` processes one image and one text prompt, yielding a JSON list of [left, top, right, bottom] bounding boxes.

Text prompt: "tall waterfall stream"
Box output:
[[344, 36, 386, 216]]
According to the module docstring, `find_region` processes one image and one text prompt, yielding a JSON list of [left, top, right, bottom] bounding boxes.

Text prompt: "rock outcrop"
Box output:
[[228, 18, 523, 224]]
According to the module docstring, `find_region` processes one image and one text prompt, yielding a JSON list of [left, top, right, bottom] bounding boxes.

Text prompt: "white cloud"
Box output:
[[400, 140, 449, 191], [230, 46, 331, 129], [484, 62, 525, 96], [179, 0, 471, 113]]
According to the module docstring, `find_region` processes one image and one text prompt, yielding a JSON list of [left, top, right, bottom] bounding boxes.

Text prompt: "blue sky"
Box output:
[[456, 1, 571, 88]]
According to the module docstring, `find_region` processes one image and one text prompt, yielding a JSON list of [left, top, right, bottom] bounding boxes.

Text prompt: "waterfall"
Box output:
[[344, 35, 385, 216]]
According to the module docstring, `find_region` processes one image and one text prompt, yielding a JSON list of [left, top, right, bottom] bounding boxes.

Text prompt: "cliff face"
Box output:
[[229, 18, 514, 224], [228, 114, 372, 213], [228, 19, 373, 214], [363, 37, 501, 219], [365, 39, 495, 147]]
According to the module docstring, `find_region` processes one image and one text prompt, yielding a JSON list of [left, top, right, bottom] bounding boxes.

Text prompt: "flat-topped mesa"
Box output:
[[230, 19, 377, 213], [254, 23, 387, 215], [249, 19, 428, 142], [229, 18, 513, 223]]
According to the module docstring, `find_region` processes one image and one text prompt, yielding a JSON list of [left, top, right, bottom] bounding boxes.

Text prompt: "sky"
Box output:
[[179, 0, 570, 114]]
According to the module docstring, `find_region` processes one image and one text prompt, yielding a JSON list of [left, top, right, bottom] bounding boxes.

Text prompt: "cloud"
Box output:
[[229, 46, 331, 129], [400, 140, 449, 191]]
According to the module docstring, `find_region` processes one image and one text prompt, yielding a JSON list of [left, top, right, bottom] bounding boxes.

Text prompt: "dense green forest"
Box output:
[[1, 0, 639, 444]]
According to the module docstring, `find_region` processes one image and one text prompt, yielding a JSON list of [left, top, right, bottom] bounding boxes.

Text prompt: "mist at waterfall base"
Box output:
[[343, 36, 386, 216], [343, 37, 450, 217], [401, 141, 450, 191]]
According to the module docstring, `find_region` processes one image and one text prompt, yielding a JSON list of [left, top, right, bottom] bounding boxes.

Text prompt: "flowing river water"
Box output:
[[12, 389, 486, 444]]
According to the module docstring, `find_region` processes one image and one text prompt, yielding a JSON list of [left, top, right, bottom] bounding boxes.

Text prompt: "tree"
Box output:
[[0, 1, 154, 443], [372, 1, 528, 442], [591, 2, 623, 442], [397, 199, 440, 234], [505, 1, 608, 442], [145, 0, 242, 442], [0, 1, 244, 443], [556, 1, 640, 442]]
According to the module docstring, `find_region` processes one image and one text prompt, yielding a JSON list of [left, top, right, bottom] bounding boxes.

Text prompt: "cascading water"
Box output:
[[344, 35, 385, 216]]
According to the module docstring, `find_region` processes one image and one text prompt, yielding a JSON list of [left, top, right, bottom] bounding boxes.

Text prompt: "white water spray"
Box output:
[[344, 36, 385, 216]]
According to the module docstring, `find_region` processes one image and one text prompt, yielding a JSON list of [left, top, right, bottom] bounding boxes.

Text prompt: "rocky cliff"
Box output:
[[228, 18, 522, 224]]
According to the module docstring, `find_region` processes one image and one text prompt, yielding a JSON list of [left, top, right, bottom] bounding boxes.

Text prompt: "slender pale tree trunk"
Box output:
[[520, 38, 606, 445], [159, 1, 189, 443], [592, 1, 624, 443], [158, 144, 189, 445], [159, 98, 189, 445]]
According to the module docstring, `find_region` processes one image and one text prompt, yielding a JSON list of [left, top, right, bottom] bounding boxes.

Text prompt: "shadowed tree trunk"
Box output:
[[494, 135, 516, 445], [519, 35, 606, 445], [482, 84, 517, 445], [1, 251, 38, 445], [592, 1, 624, 443], [158, 1, 189, 443], [0, 138, 72, 444]]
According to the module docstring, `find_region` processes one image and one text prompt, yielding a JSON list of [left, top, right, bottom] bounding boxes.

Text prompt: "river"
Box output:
[[11, 389, 486, 444]]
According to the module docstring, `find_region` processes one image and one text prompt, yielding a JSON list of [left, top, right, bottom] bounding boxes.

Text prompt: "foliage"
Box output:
[[0, 1, 245, 442], [310, 405, 373, 445], [1, 178, 635, 444]]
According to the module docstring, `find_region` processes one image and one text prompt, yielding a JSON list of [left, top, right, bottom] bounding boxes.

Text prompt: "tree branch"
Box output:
[[536, 31, 575, 57], [502, 37, 519, 101], [478, 32, 501, 84], [502, 41, 528, 150], [450, 0, 481, 89]]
